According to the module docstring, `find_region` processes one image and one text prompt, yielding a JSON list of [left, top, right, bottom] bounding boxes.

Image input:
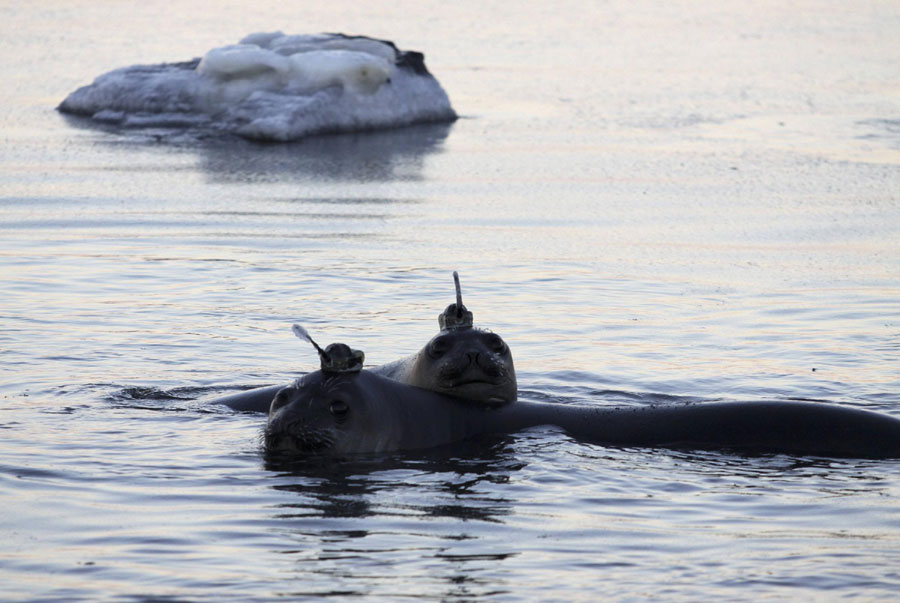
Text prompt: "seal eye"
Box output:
[[270, 388, 293, 413], [329, 400, 349, 420], [428, 335, 451, 358]]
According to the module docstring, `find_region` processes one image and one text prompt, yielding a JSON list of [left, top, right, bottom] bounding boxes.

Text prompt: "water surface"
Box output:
[[1, 1, 899, 600]]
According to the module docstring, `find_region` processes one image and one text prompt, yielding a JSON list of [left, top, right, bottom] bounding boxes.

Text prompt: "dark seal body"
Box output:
[[214, 327, 516, 412], [265, 370, 900, 459]]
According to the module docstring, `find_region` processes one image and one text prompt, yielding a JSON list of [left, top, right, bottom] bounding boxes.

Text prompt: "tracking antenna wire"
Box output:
[[453, 270, 463, 319], [439, 271, 474, 330], [292, 323, 330, 363]]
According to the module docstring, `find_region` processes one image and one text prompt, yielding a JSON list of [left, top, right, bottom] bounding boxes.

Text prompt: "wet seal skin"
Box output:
[[266, 342, 900, 460], [213, 271, 517, 412], [375, 271, 516, 407]]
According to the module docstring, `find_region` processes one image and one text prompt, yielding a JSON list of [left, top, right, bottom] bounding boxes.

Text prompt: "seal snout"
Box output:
[[265, 382, 345, 454], [475, 352, 503, 378], [438, 352, 508, 387], [439, 352, 505, 380], [265, 420, 336, 453]]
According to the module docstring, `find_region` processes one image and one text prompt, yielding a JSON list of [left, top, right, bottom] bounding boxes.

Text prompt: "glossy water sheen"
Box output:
[[2, 1, 899, 600]]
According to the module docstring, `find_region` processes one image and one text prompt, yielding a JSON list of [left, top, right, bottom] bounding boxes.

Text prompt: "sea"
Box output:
[[1, 1, 899, 600]]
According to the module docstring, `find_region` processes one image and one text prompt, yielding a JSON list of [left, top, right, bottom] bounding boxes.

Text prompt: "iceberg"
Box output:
[[58, 32, 457, 142]]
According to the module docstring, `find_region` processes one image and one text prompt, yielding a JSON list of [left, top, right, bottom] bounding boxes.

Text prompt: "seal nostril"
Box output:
[[476, 353, 501, 376]]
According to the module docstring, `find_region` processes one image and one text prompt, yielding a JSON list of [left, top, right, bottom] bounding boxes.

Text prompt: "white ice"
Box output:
[[59, 32, 456, 142]]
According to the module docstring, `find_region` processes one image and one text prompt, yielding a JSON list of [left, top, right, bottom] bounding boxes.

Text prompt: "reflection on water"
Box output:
[[197, 122, 454, 183], [267, 439, 523, 522], [61, 112, 455, 183], [858, 118, 900, 150], [260, 441, 528, 599]]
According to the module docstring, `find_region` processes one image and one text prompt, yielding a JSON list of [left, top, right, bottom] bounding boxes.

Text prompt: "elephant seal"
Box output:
[[375, 272, 516, 407], [374, 326, 515, 407], [265, 337, 900, 459], [214, 272, 516, 412]]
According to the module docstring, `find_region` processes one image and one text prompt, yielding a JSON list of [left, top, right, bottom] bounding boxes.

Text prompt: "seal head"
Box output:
[[411, 327, 516, 406], [417, 271, 516, 405], [364, 271, 517, 406], [265, 369, 408, 455], [266, 372, 355, 454], [267, 331, 389, 454]]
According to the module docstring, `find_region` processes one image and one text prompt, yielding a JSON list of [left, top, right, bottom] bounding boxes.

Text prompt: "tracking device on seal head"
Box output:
[[292, 324, 364, 373], [438, 271, 474, 330]]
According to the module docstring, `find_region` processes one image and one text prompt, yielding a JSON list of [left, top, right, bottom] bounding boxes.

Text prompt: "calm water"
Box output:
[[2, 1, 899, 600]]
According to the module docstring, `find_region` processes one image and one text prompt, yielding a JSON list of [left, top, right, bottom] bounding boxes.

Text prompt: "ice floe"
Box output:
[[58, 32, 456, 142]]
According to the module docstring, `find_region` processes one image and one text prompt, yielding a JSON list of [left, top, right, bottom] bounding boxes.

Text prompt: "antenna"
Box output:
[[438, 271, 474, 330], [292, 324, 365, 373], [453, 270, 463, 317], [292, 323, 330, 363]]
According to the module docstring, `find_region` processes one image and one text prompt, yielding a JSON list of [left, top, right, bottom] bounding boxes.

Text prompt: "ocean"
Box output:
[[1, 1, 899, 600]]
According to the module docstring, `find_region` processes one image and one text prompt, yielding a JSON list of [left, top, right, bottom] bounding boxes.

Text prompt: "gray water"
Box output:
[[2, 1, 900, 600]]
